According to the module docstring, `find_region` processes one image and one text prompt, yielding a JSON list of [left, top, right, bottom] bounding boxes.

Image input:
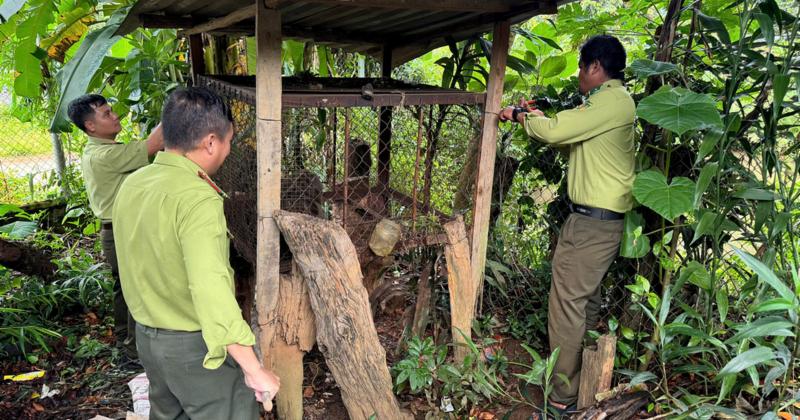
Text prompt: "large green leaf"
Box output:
[[753, 13, 775, 49], [632, 170, 695, 221], [0, 221, 38, 239], [620, 211, 650, 258], [733, 248, 794, 301], [629, 59, 679, 79], [50, 6, 131, 132], [637, 87, 723, 135], [717, 347, 775, 378], [540, 55, 566, 78], [725, 316, 795, 344]]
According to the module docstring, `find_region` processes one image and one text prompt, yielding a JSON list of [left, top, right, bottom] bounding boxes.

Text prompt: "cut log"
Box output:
[[411, 254, 436, 338], [577, 335, 617, 409], [0, 238, 57, 281], [443, 216, 476, 363], [573, 390, 649, 420], [273, 210, 410, 420], [260, 263, 316, 420]]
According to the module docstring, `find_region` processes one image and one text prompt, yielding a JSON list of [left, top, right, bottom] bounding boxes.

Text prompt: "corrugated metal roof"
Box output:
[[120, 0, 571, 65]]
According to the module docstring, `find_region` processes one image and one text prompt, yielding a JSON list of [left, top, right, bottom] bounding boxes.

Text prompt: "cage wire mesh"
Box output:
[[200, 75, 482, 270]]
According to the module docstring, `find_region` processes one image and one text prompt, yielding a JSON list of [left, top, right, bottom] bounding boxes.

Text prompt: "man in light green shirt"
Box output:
[[500, 35, 635, 413], [68, 94, 163, 356], [113, 87, 279, 419]]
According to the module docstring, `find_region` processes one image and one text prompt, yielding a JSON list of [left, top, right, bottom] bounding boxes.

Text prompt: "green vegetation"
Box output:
[[0, 106, 52, 157]]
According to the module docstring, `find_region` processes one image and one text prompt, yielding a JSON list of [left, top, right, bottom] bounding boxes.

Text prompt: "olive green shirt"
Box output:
[[112, 152, 255, 369], [522, 79, 636, 213], [81, 136, 149, 221]]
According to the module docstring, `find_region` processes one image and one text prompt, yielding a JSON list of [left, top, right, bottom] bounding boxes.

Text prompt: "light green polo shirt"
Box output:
[[81, 136, 149, 221], [112, 152, 255, 369], [522, 79, 636, 213]]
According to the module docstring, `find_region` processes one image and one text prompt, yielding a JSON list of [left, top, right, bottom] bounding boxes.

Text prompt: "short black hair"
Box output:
[[579, 35, 627, 80], [161, 87, 233, 151], [67, 94, 107, 132]]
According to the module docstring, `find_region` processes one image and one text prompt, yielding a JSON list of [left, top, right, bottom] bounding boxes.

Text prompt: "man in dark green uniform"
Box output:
[[68, 95, 163, 357], [113, 87, 279, 419], [500, 35, 635, 414]]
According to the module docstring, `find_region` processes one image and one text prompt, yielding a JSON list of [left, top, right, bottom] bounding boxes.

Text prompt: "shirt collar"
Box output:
[[153, 152, 228, 198], [87, 135, 118, 145], [587, 79, 623, 97]]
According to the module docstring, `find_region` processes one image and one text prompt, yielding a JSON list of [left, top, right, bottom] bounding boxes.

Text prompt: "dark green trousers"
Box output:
[[548, 213, 622, 405], [135, 324, 259, 420], [100, 225, 136, 354]]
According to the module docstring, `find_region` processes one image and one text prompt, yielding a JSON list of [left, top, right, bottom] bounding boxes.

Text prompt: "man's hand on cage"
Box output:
[[498, 106, 515, 122]]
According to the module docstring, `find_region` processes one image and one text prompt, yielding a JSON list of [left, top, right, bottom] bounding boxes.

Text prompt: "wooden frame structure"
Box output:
[[119, 1, 568, 417]]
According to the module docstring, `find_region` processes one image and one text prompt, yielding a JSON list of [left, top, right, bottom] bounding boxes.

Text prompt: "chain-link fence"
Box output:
[[0, 89, 71, 204]]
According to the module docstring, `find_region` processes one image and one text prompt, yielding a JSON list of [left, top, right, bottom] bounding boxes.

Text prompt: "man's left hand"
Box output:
[[499, 106, 515, 122]]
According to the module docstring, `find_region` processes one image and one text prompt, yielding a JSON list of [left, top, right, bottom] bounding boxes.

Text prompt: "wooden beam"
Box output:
[[299, 0, 511, 13], [140, 13, 197, 29], [182, 4, 256, 36], [443, 216, 476, 364], [188, 34, 205, 83], [256, 0, 283, 347], [578, 335, 617, 409], [469, 21, 510, 310]]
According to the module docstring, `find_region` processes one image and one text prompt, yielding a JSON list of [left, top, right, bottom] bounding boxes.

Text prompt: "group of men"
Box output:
[[71, 34, 633, 419]]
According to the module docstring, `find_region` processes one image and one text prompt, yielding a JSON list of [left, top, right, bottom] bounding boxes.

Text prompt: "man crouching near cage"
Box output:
[[68, 94, 164, 358], [499, 35, 635, 416], [112, 87, 280, 419]]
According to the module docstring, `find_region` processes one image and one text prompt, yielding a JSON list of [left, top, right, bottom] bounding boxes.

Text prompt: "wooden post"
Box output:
[[255, 1, 283, 354], [443, 216, 476, 363], [261, 264, 316, 420], [188, 34, 205, 83], [469, 21, 510, 312], [377, 46, 392, 213], [578, 335, 617, 409]]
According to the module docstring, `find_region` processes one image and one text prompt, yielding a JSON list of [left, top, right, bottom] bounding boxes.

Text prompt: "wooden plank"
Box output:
[[274, 211, 411, 420], [469, 21, 509, 313], [578, 335, 617, 409], [261, 264, 316, 420], [256, 2, 283, 339], [298, 0, 511, 13], [443, 216, 475, 364], [182, 4, 256, 36], [188, 34, 205, 83]]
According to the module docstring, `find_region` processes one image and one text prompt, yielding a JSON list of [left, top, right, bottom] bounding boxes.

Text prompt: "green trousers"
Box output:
[[100, 225, 136, 354], [135, 324, 259, 420], [548, 213, 622, 405]]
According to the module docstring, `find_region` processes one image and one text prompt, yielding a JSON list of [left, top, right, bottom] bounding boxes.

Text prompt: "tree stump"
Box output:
[[260, 262, 316, 420], [577, 334, 616, 409], [274, 211, 410, 420], [0, 238, 57, 281], [443, 216, 477, 363]]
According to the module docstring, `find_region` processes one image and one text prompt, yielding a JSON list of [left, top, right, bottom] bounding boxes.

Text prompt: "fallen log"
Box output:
[[572, 390, 649, 420], [273, 210, 410, 420], [0, 238, 57, 281]]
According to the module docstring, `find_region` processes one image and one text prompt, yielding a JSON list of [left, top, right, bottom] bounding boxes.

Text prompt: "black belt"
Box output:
[[101, 221, 113, 230], [569, 203, 624, 221]]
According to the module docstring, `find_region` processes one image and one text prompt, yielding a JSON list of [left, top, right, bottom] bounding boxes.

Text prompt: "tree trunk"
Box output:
[[273, 211, 410, 420], [0, 238, 57, 281]]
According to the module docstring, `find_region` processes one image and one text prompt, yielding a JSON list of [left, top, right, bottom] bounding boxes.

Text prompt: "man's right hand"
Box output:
[[244, 366, 280, 407]]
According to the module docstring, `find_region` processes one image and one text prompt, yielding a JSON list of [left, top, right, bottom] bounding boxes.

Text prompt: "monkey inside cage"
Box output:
[[197, 75, 484, 291]]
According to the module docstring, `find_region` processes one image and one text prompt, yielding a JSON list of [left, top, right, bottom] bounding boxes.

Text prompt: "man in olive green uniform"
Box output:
[[500, 35, 635, 412], [68, 95, 163, 356], [113, 87, 279, 419]]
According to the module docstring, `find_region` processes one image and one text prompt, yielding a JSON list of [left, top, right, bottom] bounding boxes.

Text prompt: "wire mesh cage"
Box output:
[[197, 75, 484, 272]]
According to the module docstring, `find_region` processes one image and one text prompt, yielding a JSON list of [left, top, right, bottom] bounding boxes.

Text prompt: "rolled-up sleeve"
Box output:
[[522, 95, 623, 145], [179, 196, 255, 369]]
